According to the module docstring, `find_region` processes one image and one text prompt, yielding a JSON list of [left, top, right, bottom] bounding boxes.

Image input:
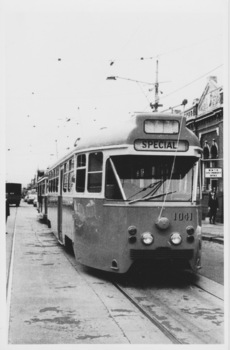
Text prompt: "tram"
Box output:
[[42, 112, 202, 273], [37, 175, 49, 225]]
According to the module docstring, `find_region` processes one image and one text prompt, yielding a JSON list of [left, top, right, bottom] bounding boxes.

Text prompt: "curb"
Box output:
[[202, 235, 224, 244]]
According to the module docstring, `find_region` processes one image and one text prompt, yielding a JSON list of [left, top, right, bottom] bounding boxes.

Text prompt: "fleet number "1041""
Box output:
[[174, 212, 193, 221]]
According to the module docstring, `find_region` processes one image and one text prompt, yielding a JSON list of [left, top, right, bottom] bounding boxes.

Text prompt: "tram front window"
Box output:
[[105, 155, 198, 202]]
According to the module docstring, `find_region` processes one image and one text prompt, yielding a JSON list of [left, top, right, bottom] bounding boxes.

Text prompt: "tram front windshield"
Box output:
[[105, 155, 199, 202]]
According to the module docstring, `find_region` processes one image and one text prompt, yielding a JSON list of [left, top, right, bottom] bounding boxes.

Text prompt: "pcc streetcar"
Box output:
[[37, 174, 49, 224], [39, 113, 202, 273]]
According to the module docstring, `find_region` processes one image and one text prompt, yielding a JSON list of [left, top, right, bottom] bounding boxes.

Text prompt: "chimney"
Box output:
[[193, 98, 199, 105]]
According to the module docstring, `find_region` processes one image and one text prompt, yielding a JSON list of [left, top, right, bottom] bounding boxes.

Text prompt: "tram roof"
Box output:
[[48, 112, 201, 170]]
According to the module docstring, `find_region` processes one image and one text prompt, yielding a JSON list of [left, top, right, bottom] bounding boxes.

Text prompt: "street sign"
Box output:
[[205, 168, 222, 178]]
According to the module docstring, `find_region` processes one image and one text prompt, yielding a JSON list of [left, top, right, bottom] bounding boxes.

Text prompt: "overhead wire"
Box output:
[[107, 28, 223, 112], [160, 64, 223, 100], [109, 34, 223, 64], [141, 63, 223, 112], [108, 16, 146, 66], [136, 82, 152, 104], [145, 35, 222, 60]]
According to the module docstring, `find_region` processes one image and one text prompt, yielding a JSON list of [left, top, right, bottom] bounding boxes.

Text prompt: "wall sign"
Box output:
[[205, 168, 222, 178]]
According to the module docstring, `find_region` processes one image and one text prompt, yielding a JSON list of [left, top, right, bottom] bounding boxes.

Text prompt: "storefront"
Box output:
[[185, 76, 223, 222]]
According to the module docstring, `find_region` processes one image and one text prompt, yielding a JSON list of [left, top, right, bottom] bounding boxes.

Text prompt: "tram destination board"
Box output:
[[134, 139, 189, 151], [205, 168, 222, 178]]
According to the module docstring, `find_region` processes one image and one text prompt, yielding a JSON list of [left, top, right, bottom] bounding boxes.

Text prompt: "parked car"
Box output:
[[24, 191, 31, 202], [27, 190, 37, 204], [33, 195, 38, 207]]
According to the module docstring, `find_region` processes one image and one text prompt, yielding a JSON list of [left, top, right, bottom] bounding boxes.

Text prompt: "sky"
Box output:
[[2, 0, 228, 187]]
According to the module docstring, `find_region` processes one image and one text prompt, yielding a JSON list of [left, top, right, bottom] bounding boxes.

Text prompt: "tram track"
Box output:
[[62, 249, 179, 343], [110, 271, 224, 344], [113, 280, 182, 344], [62, 246, 224, 344]]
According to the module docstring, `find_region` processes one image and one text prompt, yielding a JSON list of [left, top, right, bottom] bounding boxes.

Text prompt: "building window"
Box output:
[[210, 139, 218, 159], [203, 140, 210, 159]]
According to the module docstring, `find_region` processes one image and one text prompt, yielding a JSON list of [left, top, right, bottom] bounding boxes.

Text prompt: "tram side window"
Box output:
[[105, 160, 122, 200], [48, 174, 50, 192], [63, 173, 68, 192], [67, 158, 74, 192], [76, 154, 86, 192], [77, 154, 86, 167], [88, 152, 103, 193], [68, 171, 74, 192], [55, 177, 59, 192], [38, 184, 40, 196], [69, 158, 74, 170]]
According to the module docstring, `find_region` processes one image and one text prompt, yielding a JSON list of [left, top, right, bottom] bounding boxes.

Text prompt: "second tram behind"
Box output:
[[37, 113, 202, 273]]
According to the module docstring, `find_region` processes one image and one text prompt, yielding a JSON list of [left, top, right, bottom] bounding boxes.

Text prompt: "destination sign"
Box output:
[[134, 139, 188, 151]]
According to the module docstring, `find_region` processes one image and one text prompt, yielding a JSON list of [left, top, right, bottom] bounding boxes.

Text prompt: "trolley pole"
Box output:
[[155, 59, 159, 110], [150, 59, 163, 112]]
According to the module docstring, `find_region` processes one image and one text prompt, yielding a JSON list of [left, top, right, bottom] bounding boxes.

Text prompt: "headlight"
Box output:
[[170, 232, 182, 245], [141, 232, 154, 245]]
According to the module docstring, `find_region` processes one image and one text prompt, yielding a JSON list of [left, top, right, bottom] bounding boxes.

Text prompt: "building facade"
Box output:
[[185, 76, 223, 222]]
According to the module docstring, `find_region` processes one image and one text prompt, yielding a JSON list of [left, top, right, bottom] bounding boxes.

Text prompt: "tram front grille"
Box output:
[[130, 248, 194, 260]]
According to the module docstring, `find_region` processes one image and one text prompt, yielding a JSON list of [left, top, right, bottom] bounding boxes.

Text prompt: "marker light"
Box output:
[[128, 236, 137, 244], [186, 226, 195, 235], [187, 236, 194, 243], [128, 226, 137, 235], [170, 232, 182, 245], [141, 232, 154, 245]]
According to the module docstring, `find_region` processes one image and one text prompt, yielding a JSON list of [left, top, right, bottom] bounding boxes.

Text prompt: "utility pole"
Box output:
[[150, 59, 163, 112]]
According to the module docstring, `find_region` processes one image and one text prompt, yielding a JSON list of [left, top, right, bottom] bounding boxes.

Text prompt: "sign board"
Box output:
[[134, 139, 188, 152], [205, 168, 222, 178]]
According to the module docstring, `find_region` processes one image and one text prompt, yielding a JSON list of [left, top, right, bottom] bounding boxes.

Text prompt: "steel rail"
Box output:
[[112, 280, 182, 344], [62, 248, 182, 344]]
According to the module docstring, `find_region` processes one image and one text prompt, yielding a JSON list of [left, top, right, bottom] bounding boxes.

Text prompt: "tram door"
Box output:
[[58, 168, 64, 243]]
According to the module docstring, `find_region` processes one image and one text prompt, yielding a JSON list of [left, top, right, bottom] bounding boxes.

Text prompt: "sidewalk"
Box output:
[[7, 204, 172, 344], [202, 219, 224, 244]]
